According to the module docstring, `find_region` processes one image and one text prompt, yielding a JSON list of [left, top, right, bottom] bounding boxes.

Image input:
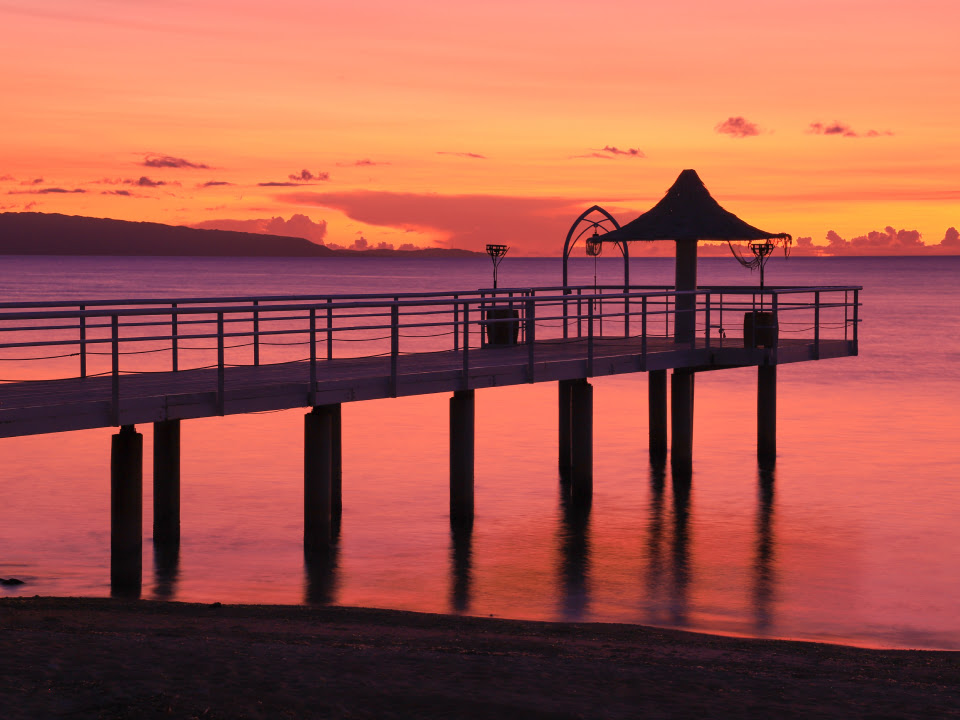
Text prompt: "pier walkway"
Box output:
[[0, 284, 859, 594]]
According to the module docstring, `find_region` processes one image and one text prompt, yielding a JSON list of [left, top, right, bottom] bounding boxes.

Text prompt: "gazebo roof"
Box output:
[[600, 169, 790, 243]]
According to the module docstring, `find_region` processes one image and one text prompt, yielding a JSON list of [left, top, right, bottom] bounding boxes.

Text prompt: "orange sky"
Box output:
[[1, 0, 958, 255]]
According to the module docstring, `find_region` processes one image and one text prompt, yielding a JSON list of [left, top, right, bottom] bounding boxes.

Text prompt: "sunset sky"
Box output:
[[1, 0, 957, 254]]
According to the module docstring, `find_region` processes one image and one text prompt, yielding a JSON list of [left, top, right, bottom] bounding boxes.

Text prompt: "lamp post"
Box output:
[[486, 244, 508, 289]]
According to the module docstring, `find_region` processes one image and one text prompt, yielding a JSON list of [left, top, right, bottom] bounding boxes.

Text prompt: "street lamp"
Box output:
[[486, 244, 509, 289]]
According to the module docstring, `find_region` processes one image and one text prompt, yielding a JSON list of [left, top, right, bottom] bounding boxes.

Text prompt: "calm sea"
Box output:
[[1, 255, 958, 650]]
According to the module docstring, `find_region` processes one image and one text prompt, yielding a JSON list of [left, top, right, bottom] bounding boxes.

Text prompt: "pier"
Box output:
[[0, 284, 858, 593]]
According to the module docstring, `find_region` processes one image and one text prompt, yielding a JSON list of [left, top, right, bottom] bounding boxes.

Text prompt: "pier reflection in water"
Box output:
[[152, 542, 180, 600], [753, 467, 777, 632], [304, 536, 340, 605], [449, 523, 473, 613], [641, 461, 779, 633], [556, 480, 592, 620]]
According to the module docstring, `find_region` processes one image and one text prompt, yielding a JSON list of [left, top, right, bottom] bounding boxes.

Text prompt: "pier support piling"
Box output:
[[648, 370, 668, 461], [111, 424, 142, 596], [331, 403, 343, 529], [305, 406, 335, 550], [758, 365, 777, 465], [152, 419, 180, 547], [570, 379, 593, 507], [558, 379, 575, 478], [449, 389, 475, 526], [671, 369, 695, 474]]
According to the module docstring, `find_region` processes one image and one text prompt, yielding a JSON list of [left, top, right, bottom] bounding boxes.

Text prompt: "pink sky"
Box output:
[[1, 0, 958, 254]]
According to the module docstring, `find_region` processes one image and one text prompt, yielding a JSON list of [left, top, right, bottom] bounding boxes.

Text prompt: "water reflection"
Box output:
[[752, 467, 777, 632], [152, 541, 180, 600], [643, 461, 667, 623], [557, 483, 592, 620], [669, 472, 692, 625], [449, 523, 473, 613], [304, 536, 340, 605]]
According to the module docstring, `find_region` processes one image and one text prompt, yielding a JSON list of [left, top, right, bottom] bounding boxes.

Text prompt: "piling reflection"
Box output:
[[752, 467, 777, 632], [642, 461, 668, 623], [556, 483, 592, 620], [304, 536, 340, 605], [449, 522, 473, 613], [669, 471, 693, 625], [152, 541, 180, 600]]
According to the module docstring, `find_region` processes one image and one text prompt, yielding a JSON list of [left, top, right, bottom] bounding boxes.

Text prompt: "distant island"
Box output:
[[0, 212, 482, 258]]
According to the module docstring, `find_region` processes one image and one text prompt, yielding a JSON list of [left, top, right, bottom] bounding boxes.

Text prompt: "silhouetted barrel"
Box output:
[[743, 311, 778, 348], [484, 307, 520, 345]]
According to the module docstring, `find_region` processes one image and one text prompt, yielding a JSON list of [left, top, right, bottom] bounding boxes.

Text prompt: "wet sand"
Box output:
[[1, 597, 957, 719]]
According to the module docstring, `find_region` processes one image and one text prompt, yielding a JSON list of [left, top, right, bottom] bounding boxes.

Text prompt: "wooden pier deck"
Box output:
[[0, 333, 854, 439]]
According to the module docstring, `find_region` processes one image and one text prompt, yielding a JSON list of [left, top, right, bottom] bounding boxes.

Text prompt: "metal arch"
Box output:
[[562, 205, 625, 289]]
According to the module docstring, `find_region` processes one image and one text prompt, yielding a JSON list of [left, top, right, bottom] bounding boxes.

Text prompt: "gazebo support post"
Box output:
[[558, 379, 574, 479], [675, 239, 698, 343], [570, 379, 593, 507], [670, 369, 694, 474]]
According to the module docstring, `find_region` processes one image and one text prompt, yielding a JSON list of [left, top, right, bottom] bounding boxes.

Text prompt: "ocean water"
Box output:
[[1, 254, 958, 650]]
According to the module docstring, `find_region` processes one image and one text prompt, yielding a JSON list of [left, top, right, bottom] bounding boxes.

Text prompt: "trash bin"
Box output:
[[484, 307, 520, 345], [743, 311, 778, 348]]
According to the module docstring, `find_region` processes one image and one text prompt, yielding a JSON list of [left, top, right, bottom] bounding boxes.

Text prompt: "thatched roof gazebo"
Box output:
[[564, 169, 791, 341]]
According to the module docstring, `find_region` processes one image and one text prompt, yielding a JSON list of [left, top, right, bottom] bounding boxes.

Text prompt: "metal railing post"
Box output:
[[309, 307, 317, 406], [390, 303, 399, 397], [171, 302, 178, 372], [479, 292, 486, 349], [79, 305, 87, 378], [641, 296, 648, 371], [326, 299, 333, 360], [853, 289, 859, 346], [526, 297, 535, 382], [462, 301, 469, 386], [253, 299, 260, 366], [772, 294, 779, 364], [453, 295, 459, 352], [704, 292, 711, 350], [587, 297, 594, 377], [563, 289, 569, 340], [814, 291, 821, 359], [577, 288, 583, 339], [111, 314, 119, 425], [624, 292, 630, 339], [217, 312, 225, 415]]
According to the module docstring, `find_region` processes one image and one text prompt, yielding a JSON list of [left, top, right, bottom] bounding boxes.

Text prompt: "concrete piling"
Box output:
[[449, 389, 475, 526], [648, 370, 668, 461], [671, 369, 695, 474], [570, 379, 593, 507], [152, 419, 180, 547], [558, 379, 574, 478], [758, 365, 777, 464], [111, 424, 143, 596], [304, 406, 334, 550]]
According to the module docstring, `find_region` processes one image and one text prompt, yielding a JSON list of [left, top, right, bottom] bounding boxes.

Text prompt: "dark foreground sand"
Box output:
[[1, 597, 958, 719]]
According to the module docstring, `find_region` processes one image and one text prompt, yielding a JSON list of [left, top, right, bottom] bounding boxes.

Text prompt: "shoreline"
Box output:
[[2, 597, 957, 719]]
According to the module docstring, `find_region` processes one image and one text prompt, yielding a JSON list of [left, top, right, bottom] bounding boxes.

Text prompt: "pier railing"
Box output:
[[0, 286, 860, 395]]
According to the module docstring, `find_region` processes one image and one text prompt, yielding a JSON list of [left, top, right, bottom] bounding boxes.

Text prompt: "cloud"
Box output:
[[101, 189, 135, 196], [8, 187, 86, 194], [940, 227, 960, 248], [276, 190, 595, 254], [824, 226, 926, 254], [129, 176, 166, 187], [287, 169, 330, 182], [258, 181, 300, 187], [191, 213, 328, 245], [142, 154, 210, 169], [808, 122, 893, 138], [0, 175, 15, 182], [336, 159, 390, 167], [19, 177, 45, 185], [715, 116, 761, 138], [200, 180, 233, 187], [436, 151, 487, 159], [572, 145, 645, 159]]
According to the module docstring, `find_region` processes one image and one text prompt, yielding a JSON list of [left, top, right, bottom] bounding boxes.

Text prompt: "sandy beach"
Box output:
[[1, 597, 957, 719]]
